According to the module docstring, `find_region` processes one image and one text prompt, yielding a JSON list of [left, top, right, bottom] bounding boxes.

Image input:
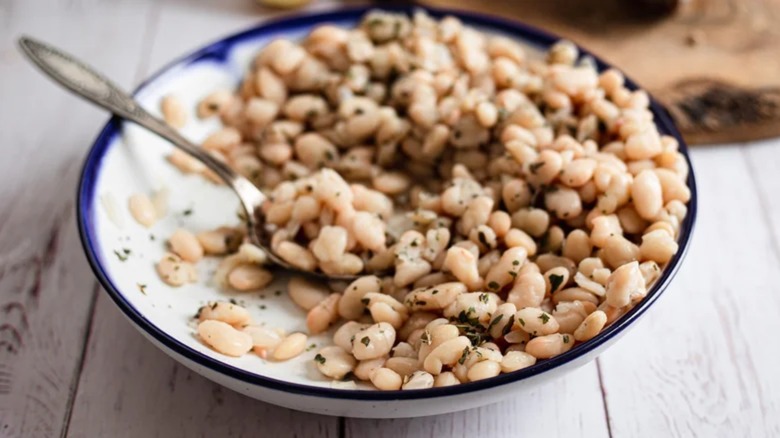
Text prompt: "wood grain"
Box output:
[[0, 1, 154, 436], [423, 0, 780, 145]]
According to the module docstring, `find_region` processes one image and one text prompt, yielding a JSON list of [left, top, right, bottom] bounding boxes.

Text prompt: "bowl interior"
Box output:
[[78, 6, 697, 400]]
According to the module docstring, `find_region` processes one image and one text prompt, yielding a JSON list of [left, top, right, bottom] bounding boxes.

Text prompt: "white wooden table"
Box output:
[[2, 1, 779, 436]]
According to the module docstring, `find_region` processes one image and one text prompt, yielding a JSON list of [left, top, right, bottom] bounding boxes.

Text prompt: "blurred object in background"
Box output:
[[258, 0, 311, 9]]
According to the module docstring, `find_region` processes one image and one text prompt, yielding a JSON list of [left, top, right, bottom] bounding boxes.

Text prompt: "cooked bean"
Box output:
[[161, 95, 187, 128], [306, 293, 341, 335], [574, 310, 607, 341], [288, 277, 331, 310], [311, 226, 348, 263], [202, 127, 241, 152], [339, 275, 382, 319], [276, 241, 317, 271], [423, 336, 471, 375], [352, 322, 396, 360], [516, 307, 559, 336], [334, 321, 370, 353], [353, 356, 387, 381], [640, 229, 679, 264], [638, 261, 661, 288], [511, 208, 550, 237], [525, 333, 574, 359], [545, 187, 582, 220], [198, 320, 253, 357], [197, 90, 233, 118], [573, 272, 606, 297], [504, 228, 537, 256], [370, 367, 403, 390], [605, 261, 645, 308], [500, 351, 537, 373], [227, 264, 273, 291], [168, 229, 203, 262], [434, 371, 461, 387], [385, 356, 420, 377], [273, 332, 308, 361], [467, 360, 501, 381], [443, 246, 481, 291], [196, 227, 243, 255], [402, 371, 434, 390], [198, 301, 251, 326], [128, 193, 157, 228], [242, 325, 284, 357], [553, 301, 589, 334], [562, 229, 592, 263], [602, 235, 640, 269], [507, 271, 546, 309], [632, 169, 663, 220], [157, 252, 197, 286], [655, 168, 691, 204], [484, 247, 528, 292], [315, 346, 356, 380]]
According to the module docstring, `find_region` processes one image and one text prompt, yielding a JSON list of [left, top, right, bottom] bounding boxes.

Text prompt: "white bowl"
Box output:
[[77, 6, 697, 418]]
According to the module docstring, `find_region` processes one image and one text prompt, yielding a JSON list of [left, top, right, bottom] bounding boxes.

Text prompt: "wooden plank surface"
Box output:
[[0, 1, 154, 436], [2, 0, 780, 437]]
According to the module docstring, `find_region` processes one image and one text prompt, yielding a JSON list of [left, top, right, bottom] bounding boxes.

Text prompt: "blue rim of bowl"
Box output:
[[77, 5, 697, 401]]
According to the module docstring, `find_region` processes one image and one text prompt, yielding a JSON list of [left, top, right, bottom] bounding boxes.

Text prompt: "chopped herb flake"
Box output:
[[360, 336, 371, 347], [488, 281, 500, 290], [539, 313, 551, 324], [549, 274, 565, 292], [529, 161, 545, 174], [477, 231, 489, 247], [458, 346, 470, 365], [314, 354, 326, 364], [486, 314, 504, 332]]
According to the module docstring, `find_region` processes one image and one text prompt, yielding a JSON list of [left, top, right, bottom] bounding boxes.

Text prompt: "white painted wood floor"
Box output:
[[1, 0, 779, 436]]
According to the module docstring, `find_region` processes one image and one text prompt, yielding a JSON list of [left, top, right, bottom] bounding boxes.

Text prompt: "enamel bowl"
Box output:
[[77, 6, 697, 418]]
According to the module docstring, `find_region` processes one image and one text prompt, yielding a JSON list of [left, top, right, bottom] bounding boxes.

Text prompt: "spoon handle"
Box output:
[[18, 36, 266, 210]]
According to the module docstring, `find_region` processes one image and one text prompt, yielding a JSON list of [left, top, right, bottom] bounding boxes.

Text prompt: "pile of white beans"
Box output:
[[140, 10, 691, 390]]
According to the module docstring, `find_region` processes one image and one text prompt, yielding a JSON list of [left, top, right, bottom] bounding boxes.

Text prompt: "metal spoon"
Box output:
[[18, 36, 361, 281]]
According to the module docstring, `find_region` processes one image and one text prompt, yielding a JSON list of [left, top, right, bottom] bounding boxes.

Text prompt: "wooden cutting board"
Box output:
[[421, 0, 780, 145]]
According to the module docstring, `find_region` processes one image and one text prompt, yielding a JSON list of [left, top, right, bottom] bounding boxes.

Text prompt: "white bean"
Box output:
[[198, 320, 253, 357], [273, 332, 308, 361], [315, 346, 356, 380]]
